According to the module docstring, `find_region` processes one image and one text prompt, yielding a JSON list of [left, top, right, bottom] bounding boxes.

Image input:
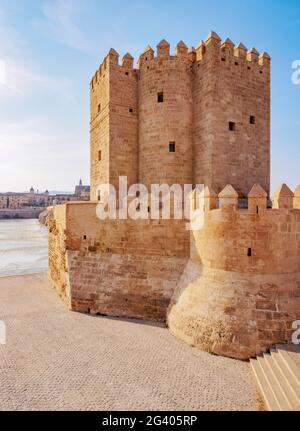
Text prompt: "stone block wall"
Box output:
[[48, 202, 189, 321]]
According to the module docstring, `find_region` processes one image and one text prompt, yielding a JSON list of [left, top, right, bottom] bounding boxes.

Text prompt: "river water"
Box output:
[[0, 219, 48, 277]]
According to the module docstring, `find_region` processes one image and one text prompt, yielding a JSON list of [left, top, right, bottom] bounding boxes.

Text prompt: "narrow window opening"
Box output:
[[250, 115, 256, 125], [221, 57, 226, 62], [229, 121, 236, 131], [97, 191, 101, 201], [148, 206, 150, 213], [157, 92, 164, 103], [247, 248, 252, 257], [256, 206, 259, 214], [235, 61, 239, 66], [169, 142, 176, 152], [145, 57, 148, 61], [98, 150, 102, 161], [83, 235, 87, 240], [129, 108, 133, 113], [98, 103, 101, 113]]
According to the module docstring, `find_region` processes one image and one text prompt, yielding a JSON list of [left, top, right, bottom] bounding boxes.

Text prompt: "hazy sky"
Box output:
[[0, 0, 299, 193]]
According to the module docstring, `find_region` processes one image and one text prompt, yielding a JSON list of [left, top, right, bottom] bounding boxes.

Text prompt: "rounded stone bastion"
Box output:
[[167, 183, 300, 359]]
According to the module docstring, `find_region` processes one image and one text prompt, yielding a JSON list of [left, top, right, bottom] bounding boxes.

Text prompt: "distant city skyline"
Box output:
[[0, 0, 299, 193], [1, 189, 74, 194], [1, 180, 87, 194]]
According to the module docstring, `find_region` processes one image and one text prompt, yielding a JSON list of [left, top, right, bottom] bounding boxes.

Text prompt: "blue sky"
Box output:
[[0, 0, 299, 192]]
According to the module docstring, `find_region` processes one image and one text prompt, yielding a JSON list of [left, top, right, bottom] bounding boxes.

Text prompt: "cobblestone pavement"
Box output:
[[0, 273, 261, 411]]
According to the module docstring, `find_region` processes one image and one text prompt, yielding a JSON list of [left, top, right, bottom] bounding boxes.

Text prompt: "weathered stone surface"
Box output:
[[48, 203, 189, 322], [167, 202, 300, 359]]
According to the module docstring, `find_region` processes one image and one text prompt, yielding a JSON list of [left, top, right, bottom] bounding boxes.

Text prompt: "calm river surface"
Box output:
[[0, 219, 48, 277]]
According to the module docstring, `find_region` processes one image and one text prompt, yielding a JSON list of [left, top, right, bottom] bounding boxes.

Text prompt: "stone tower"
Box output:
[[90, 49, 138, 200], [49, 33, 300, 360], [90, 31, 270, 198]]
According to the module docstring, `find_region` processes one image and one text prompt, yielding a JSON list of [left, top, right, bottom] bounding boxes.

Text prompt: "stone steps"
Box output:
[[250, 345, 300, 411]]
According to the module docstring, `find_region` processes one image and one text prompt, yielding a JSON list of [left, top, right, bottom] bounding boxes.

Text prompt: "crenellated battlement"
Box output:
[[189, 182, 300, 280], [136, 31, 271, 70], [194, 183, 300, 213], [91, 31, 270, 88], [90, 48, 137, 87]]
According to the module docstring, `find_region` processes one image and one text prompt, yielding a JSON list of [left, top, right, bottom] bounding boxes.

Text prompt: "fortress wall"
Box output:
[[138, 44, 193, 189], [68, 251, 187, 321], [193, 35, 270, 196], [168, 203, 300, 359], [48, 190, 300, 353], [48, 202, 190, 321], [63, 202, 189, 256]]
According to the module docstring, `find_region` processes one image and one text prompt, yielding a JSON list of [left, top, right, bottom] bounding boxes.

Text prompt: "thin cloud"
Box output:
[[0, 5, 26, 57], [0, 3, 86, 192], [0, 57, 72, 100], [0, 116, 88, 192], [42, 0, 93, 52], [0, 4, 73, 101]]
